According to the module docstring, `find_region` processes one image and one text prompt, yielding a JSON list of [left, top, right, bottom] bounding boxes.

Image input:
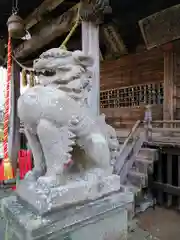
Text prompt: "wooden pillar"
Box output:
[[167, 153, 173, 207], [157, 152, 163, 205], [82, 21, 100, 116], [8, 59, 20, 172], [144, 105, 152, 142], [163, 49, 175, 122], [178, 156, 180, 209]]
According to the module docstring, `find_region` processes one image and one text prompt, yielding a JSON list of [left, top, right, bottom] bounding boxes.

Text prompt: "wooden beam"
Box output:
[[8, 60, 20, 171], [25, 0, 66, 30], [14, 4, 79, 59], [153, 181, 180, 197], [102, 24, 127, 57]]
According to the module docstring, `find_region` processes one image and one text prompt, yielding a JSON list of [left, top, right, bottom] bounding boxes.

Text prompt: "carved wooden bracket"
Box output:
[[80, 0, 111, 24]]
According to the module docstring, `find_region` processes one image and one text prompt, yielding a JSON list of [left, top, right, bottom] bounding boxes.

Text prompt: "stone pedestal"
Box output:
[[15, 173, 122, 215], [1, 191, 133, 240]]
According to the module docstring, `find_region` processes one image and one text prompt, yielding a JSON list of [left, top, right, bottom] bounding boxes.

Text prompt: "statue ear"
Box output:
[[73, 51, 94, 67]]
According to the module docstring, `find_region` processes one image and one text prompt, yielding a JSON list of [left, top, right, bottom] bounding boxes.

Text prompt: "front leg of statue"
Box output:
[[36, 119, 75, 185], [24, 127, 46, 181]]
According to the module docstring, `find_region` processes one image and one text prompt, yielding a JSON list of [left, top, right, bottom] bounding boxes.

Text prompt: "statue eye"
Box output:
[[44, 70, 55, 76], [58, 67, 72, 72]]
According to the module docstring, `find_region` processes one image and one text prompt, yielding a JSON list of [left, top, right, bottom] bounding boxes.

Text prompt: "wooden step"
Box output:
[[138, 148, 158, 161], [121, 183, 140, 196], [115, 133, 145, 183], [128, 170, 148, 188], [134, 157, 154, 174]]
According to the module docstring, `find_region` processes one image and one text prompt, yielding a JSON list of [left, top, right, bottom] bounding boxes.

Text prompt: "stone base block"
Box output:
[[16, 174, 121, 215], [1, 191, 133, 240]]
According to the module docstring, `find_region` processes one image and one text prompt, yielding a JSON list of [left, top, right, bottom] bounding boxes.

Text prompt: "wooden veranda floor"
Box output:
[[116, 128, 180, 147]]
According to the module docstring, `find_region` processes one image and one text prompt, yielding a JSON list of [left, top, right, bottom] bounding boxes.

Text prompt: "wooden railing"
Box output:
[[118, 120, 141, 156], [114, 120, 146, 184], [113, 105, 163, 184]]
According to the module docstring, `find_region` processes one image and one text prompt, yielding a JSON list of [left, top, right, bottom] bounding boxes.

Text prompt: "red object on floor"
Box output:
[[0, 150, 32, 190], [12, 150, 32, 190], [18, 150, 32, 180]]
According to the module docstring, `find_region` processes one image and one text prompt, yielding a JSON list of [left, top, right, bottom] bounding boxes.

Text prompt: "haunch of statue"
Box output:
[[17, 48, 121, 214]]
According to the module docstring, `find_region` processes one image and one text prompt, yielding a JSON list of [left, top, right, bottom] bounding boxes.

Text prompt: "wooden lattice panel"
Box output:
[[100, 82, 164, 108]]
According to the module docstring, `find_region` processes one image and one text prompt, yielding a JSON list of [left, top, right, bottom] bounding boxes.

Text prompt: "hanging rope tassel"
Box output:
[[29, 71, 35, 87], [22, 69, 28, 87], [3, 36, 14, 180]]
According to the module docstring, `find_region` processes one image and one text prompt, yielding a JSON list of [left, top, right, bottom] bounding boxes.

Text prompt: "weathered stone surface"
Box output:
[[16, 174, 121, 215], [1, 191, 133, 240]]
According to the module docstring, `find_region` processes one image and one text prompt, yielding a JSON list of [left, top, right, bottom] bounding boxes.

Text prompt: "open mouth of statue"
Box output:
[[36, 70, 56, 77]]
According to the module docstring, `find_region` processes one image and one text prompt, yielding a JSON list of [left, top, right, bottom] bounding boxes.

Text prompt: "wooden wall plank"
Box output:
[[163, 50, 175, 122], [100, 46, 165, 127], [100, 48, 164, 90], [101, 105, 163, 129]]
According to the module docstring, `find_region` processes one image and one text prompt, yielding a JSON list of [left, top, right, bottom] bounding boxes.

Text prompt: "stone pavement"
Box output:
[[138, 207, 180, 240], [0, 215, 6, 240], [128, 219, 158, 240], [128, 227, 159, 240], [0, 189, 12, 239]]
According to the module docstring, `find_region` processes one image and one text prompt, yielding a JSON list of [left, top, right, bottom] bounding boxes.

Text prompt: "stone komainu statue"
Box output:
[[18, 48, 120, 186]]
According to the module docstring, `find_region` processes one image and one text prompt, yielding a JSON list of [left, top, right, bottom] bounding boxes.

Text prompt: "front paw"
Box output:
[[24, 169, 43, 181], [37, 176, 57, 188], [24, 171, 37, 182]]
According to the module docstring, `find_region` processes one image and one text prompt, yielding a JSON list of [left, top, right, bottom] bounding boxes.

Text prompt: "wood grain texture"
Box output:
[[101, 105, 163, 129], [14, 3, 79, 59], [100, 49, 164, 128], [163, 50, 175, 122], [25, 0, 66, 30], [100, 48, 164, 90]]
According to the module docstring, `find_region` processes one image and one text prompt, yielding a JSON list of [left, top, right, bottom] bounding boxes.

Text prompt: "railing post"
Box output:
[[144, 105, 152, 142]]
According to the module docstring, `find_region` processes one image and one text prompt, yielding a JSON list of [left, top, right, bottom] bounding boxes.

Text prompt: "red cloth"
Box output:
[[18, 150, 32, 180], [0, 161, 4, 180], [13, 150, 32, 190], [0, 150, 32, 190]]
